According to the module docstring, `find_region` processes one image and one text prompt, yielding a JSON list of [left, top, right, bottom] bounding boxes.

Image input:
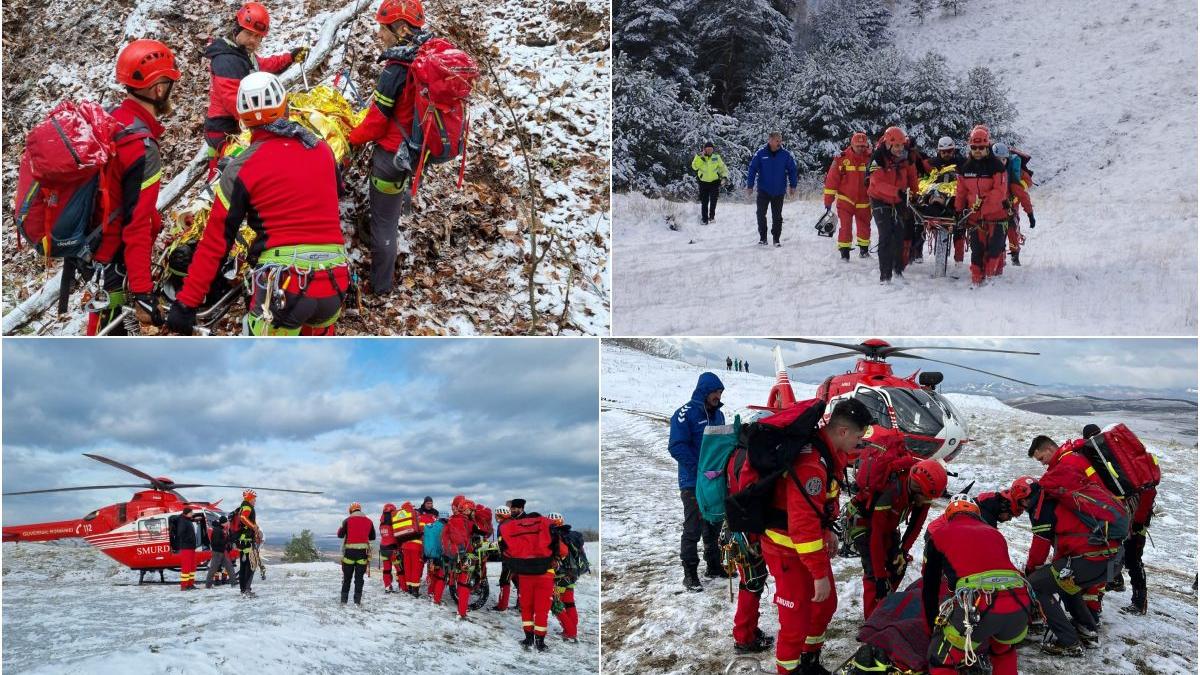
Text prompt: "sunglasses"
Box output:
[[970, 145, 989, 151]]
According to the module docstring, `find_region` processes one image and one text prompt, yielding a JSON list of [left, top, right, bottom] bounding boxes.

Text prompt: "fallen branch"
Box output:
[[2, 0, 372, 335]]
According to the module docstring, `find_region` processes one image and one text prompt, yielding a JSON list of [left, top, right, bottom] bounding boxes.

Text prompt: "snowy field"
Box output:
[[611, 0, 1197, 336], [2, 542, 599, 674], [599, 345, 1197, 674]]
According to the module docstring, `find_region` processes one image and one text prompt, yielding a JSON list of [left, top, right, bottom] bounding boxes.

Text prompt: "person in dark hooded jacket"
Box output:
[[205, 515, 237, 587], [669, 371, 727, 591], [201, 2, 306, 178]]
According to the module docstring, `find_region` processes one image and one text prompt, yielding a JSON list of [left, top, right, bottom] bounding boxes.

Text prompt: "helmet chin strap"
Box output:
[[130, 80, 174, 115]]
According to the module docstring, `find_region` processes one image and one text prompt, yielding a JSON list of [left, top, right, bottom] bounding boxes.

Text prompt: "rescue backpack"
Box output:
[[851, 431, 917, 512], [501, 515, 555, 574], [1045, 482, 1130, 547], [556, 526, 591, 583], [398, 38, 479, 196], [422, 519, 446, 559], [1076, 424, 1161, 498], [12, 100, 148, 258], [473, 506, 494, 537], [440, 515, 473, 559], [392, 509, 422, 542], [723, 399, 829, 534], [697, 415, 741, 524]]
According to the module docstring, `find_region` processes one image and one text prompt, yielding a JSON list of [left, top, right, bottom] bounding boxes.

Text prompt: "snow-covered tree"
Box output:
[[693, 0, 793, 112], [810, 0, 894, 51], [901, 51, 968, 150], [939, 0, 966, 17], [614, 0, 702, 95], [910, 0, 933, 24], [959, 65, 1017, 138]]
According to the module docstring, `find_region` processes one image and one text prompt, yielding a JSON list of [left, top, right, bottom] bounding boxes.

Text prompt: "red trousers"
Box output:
[[518, 572, 555, 637], [496, 583, 512, 610], [554, 583, 578, 639], [1007, 214, 1022, 252], [455, 569, 470, 618], [429, 563, 447, 604], [836, 204, 872, 249], [179, 548, 196, 589], [762, 544, 837, 675], [969, 221, 1007, 284], [402, 542, 424, 591], [733, 549, 767, 645], [381, 546, 399, 589]]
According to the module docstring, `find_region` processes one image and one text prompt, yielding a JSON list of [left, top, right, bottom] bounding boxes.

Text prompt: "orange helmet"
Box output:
[[237, 2, 270, 35], [909, 460, 948, 499], [459, 499, 475, 514], [349, 502, 362, 513], [451, 494, 466, 510], [944, 494, 980, 520], [881, 126, 907, 146], [1008, 476, 1037, 514], [851, 132, 868, 147], [242, 489, 257, 502], [116, 39, 181, 89], [401, 501, 413, 511], [382, 503, 397, 513], [376, 0, 425, 27], [968, 126, 991, 146]]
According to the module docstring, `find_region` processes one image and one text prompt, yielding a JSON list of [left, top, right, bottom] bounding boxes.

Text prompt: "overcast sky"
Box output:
[[2, 339, 599, 537], [667, 337, 1198, 395]]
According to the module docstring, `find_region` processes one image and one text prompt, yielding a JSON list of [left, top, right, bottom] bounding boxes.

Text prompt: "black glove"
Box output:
[[132, 293, 163, 326], [874, 577, 891, 601], [291, 46, 310, 63], [1028, 212, 1036, 228], [166, 301, 197, 336]]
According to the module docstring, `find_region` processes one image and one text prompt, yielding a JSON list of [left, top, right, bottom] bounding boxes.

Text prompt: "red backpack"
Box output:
[[473, 506, 494, 537], [391, 509, 421, 542], [500, 516, 553, 559], [1076, 424, 1161, 497], [440, 514, 473, 558], [13, 100, 147, 259], [396, 38, 479, 196], [852, 430, 917, 511]]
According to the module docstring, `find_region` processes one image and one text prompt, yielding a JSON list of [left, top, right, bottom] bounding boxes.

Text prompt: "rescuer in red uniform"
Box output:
[[499, 507, 566, 653], [379, 503, 400, 592], [338, 502, 376, 605], [395, 501, 425, 596], [823, 132, 874, 260]]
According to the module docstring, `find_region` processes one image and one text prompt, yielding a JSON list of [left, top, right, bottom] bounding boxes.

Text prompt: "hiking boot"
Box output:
[[535, 635, 549, 652], [1074, 624, 1100, 649], [384, 587, 395, 593], [410, 588, 420, 598], [799, 651, 831, 674], [705, 565, 731, 579], [773, 241, 782, 248], [683, 567, 702, 592], [1010, 250, 1021, 266], [734, 634, 773, 654], [701, 218, 708, 225], [562, 636, 579, 643], [840, 249, 850, 261], [1121, 588, 1147, 615], [1106, 575, 1125, 592], [1040, 641, 1084, 657], [709, 214, 717, 223], [491, 604, 508, 611], [520, 633, 535, 650], [242, 591, 257, 598], [758, 239, 768, 246], [859, 246, 870, 258]]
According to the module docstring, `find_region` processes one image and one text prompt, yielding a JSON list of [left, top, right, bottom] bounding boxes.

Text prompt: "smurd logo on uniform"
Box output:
[[804, 477, 822, 496]]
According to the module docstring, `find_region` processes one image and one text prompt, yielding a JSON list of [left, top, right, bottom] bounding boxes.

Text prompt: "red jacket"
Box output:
[[203, 37, 293, 138], [379, 512, 397, 547], [763, 430, 841, 581], [823, 147, 871, 209], [347, 40, 429, 152], [338, 513, 376, 546], [1008, 168, 1033, 214], [922, 514, 1029, 626], [1025, 486, 1117, 570], [955, 155, 1009, 222], [866, 146, 920, 205], [863, 474, 929, 580], [178, 126, 345, 308], [1040, 442, 1107, 494], [93, 99, 165, 294]]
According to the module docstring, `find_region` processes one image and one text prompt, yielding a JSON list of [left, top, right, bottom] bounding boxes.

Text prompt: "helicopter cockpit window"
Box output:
[[140, 517, 167, 538], [83, 510, 99, 521], [853, 389, 892, 428], [885, 387, 946, 436]]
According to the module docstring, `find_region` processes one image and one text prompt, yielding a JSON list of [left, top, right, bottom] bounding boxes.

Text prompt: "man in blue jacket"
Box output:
[[669, 371, 727, 591], [746, 132, 798, 247]]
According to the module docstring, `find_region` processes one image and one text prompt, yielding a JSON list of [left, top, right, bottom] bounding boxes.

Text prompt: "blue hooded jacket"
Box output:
[[668, 372, 726, 490], [746, 145, 799, 197]]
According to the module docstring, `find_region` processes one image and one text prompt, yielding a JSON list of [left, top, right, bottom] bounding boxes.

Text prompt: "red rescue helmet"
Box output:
[[944, 494, 980, 520], [401, 501, 413, 511], [349, 502, 363, 513], [451, 494, 466, 510], [459, 499, 476, 514], [882, 126, 907, 146], [242, 489, 257, 502], [382, 503, 397, 513], [969, 127, 990, 146], [909, 460, 948, 499], [237, 2, 271, 35], [376, 0, 425, 27], [116, 39, 181, 89], [1008, 475, 1037, 514], [851, 132, 869, 147]]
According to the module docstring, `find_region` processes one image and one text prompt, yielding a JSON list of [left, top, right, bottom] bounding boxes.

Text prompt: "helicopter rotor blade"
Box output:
[[82, 454, 164, 485], [888, 353, 1038, 386], [3, 484, 151, 496], [167, 484, 323, 495], [774, 338, 871, 353], [883, 346, 1041, 357], [786, 351, 865, 369]]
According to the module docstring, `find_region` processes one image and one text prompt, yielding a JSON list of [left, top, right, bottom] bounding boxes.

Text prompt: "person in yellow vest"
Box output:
[[691, 141, 730, 225], [393, 501, 425, 597]]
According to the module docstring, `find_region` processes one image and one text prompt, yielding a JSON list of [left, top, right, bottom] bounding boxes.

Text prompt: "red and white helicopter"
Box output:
[[752, 338, 1038, 463], [3, 453, 321, 583]]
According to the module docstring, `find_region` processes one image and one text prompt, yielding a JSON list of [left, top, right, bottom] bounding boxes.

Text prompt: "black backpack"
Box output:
[[725, 399, 831, 534], [168, 515, 181, 553], [558, 527, 591, 583]]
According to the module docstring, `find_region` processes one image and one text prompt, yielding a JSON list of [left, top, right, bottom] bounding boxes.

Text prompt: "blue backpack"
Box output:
[[423, 519, 445, 559]]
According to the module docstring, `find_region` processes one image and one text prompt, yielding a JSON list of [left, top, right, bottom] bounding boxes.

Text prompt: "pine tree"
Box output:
[[910, 0, 933, 24], [614, 0, 702, 95], [939, 0, 965, 17], [959, 65, 1017, 138], [282, 530, 321, 563], [693, 0, 792, 113], [901, 51, 967, 151]]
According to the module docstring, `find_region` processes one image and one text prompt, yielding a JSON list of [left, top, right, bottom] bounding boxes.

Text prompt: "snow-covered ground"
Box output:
[[600, 344, 1197, 674], [611, 0, 1197, 336], [2, 542, 599, 674]]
